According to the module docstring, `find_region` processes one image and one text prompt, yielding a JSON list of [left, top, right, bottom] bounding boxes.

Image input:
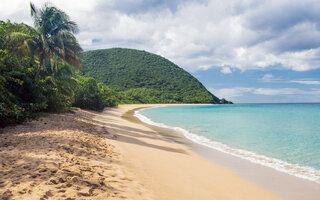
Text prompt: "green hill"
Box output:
[[81, 48, 221, 104]]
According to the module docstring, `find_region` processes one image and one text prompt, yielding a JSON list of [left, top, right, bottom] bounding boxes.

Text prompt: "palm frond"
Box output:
[[19, 23, 38, 36], [63, 50, 83, 70], [24, 38, 39, 53], [49, 20, 79, 35], [6, 32, 30, 43], [52, 46, 65, 58], [30, 2, 37, 17], [45, 75, 56, 86], [30, 2, 41, 28], [5, 32, 31, 51], [9, 2, 83, 79], [62, 33, 83, 54]]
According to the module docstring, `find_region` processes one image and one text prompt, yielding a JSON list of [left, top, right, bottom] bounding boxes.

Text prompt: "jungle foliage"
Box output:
[[0, 4, 117, 127], [81, 48, 221, 104], [73, 75, 118, 111]]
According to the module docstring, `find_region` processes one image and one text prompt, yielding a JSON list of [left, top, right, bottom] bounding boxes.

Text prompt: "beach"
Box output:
[[2, 1, 320, 199], [133, 104, 320, 200], [1, 104, 317, 199], [0, 109, 151, 199], [95, 104, 281, 200]]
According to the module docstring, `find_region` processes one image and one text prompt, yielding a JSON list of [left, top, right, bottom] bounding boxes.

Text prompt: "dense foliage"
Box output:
[[0, 5, 118, 127], [1, 21, 45, 126], [73, 76, 118, 111], [6, 3, 83, 80], [0, 46, 46, 125], [81, 48, 221, 104], [0, 20, 119, 127]]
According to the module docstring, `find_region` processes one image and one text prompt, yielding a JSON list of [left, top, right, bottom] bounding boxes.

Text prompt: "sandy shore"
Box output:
[[0, 104, 282, 199], [121, 105, 320, 200], [0, 109, 151, 199], [95, 104, 281, 200]]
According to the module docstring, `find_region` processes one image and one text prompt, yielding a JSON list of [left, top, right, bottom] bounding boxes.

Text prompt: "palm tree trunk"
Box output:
[[35, 57, 43, 80]]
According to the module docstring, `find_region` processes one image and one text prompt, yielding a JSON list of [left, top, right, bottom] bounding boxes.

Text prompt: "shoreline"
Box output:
[[2, 104, 317, 199], [124, 104, 320, 200], [95, 104, 281, 200]]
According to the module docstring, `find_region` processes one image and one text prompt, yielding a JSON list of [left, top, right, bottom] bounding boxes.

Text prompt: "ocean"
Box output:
[[135, 104, 320, 184]]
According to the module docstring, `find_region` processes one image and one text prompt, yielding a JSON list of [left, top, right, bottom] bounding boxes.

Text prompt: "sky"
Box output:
[[1, 0, 320, 103]]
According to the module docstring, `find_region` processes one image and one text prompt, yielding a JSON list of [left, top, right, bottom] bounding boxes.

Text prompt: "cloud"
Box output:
[[220, 67, 232, 74], [259, 74, 281, 82], [259, 75, 320, 85], [2, 0, 320, 72], [210, 87, 320, 102], [252, 88, 300, 96], [289, 80, 320, 85], [210, 87, 254, 99]]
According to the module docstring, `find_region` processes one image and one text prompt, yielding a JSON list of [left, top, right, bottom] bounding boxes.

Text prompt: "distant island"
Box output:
[[82, 48, 232, 104]]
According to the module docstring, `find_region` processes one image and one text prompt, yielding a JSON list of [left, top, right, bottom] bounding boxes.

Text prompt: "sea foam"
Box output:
[[134, 109, 320, 184]]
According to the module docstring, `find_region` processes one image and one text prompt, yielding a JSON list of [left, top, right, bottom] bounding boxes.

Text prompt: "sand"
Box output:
[[95, 104, 281, 200], [0, 104, 280, 200], [0, 109, 151, 200]]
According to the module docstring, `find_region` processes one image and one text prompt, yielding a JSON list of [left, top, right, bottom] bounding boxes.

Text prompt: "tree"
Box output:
[[74, 77, 104, 111], [6, 2, 83, 80]]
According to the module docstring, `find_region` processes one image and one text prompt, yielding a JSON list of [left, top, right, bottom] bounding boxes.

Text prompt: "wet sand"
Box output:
[[95, 104, 280, 200], [2, 104, 316, 200], [122, 104, 320, 200]]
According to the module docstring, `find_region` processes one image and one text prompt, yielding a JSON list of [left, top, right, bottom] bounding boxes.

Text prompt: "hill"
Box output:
[[81, 48, 221, 104]]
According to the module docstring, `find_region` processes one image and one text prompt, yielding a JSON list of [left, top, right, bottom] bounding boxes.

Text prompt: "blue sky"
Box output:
[[194, 68, 320, 103], [1, 0, 320, 103]]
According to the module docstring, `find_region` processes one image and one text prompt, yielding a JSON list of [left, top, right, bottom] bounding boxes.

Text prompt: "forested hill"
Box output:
[[81, 48, 221, 104]]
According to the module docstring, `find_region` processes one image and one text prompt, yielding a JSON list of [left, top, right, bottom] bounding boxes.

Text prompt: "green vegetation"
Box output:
[[0, 3, 230, 127], [73, 75, 117, 111], [0, 4, 117, 127], [0, 22, 68, 126], [220, 98, 233, 104], [81, 48, 221, 104], [0, 40, 47, 125], [6, 3, 83, 80]]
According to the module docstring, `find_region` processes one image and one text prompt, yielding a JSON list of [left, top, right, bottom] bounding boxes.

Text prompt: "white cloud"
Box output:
[[2, 0, 320, 72], [259, 76, 320, 85], [289, 80, 320, 85], [220, 67, 232, 74], [252, 88, 300, 96], [210, 87, 320, 102], [209, 87, 254, 99], [259, 74, 281, 82]]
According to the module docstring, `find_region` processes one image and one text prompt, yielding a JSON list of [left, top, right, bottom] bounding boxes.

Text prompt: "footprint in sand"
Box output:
[[2, 189, 13, 199]]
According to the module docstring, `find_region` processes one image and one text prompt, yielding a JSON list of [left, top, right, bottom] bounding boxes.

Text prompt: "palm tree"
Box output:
[[7, 2, 83, 80]]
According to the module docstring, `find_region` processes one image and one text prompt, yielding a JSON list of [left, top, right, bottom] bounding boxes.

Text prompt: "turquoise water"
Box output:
[[136, 104, 320, 183]]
